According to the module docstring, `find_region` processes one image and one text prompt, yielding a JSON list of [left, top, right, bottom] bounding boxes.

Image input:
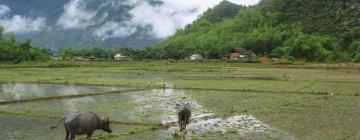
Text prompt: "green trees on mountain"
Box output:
[[148, 0, 360, 62], [0, 27, 49, 62]]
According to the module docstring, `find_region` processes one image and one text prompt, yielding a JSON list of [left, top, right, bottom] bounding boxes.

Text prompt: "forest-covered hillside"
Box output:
[[150, 0, 360, 62]]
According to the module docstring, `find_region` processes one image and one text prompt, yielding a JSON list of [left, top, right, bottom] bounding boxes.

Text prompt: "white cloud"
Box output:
[[124, 0, 261, 39], [57, 0, 261, 39], [127, 0, 221, 38], [0, 5, 10, 15], [0, 5, 46, 33], [94, 21, 137, 40], [228, 0, 261, 6], [57, 0, 97, 29]]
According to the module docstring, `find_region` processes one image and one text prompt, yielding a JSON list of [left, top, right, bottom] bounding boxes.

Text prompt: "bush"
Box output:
[[273, 56, 295, 65], [350, 41, 360, 52], [283, 35, 336, 61], [270, 47, 287, 58], [330, 52, 352, 62], [352, 53, 360, 62]]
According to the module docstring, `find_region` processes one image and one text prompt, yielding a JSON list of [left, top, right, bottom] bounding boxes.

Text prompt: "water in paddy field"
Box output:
[[0, 83, 127, 101], [0, 83, 294, 140]]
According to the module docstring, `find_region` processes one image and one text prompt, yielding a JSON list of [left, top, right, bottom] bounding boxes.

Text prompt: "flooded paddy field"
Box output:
[[0, 83, 294, 140], [0, 83, 128, 102], [0, 61, 359, 139]]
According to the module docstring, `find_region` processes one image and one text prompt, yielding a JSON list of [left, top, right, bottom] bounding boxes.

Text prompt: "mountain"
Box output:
[[145, 1, 244, 59], [150, 0, 360, 62], [201, 1, 244, 23], [259, 0, 360, 35], [0, 0, 176, 50]]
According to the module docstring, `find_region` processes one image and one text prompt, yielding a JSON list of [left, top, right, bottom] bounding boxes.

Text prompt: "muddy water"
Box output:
[[0, 83, 293, 140], [0, 83, 127, 101]]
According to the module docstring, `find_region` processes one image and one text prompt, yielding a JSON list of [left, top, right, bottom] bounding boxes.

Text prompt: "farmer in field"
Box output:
[[176, 102, 191, 133], [51, 112, 112, 140]]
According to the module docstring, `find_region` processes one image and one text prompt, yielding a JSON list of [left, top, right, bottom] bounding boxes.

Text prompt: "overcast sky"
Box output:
[[0, 0, 261, 39]]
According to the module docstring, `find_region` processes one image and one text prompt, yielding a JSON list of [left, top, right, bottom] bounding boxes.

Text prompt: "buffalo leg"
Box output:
[[70, 131, 76, 140], [179, 122, 184, 132], [65, 128, 69, 140], [184, 125, 187, 134], [87, 131, 93, 140]]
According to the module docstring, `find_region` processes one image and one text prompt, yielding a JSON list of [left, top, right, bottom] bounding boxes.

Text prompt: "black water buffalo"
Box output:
[[176, 102, 191, 133], [51, 112, 112, 140]]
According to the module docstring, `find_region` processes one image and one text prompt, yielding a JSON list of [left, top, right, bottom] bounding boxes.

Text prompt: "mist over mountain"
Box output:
[[0, 0, 260, 50]]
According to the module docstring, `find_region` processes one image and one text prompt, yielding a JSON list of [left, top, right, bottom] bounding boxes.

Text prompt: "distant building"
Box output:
[[65, 56, 86, 61], [88, 56, 96, 61], [114, 53, 126, 60], [190, 54, 203, 60], [229, 48, 246, 60]]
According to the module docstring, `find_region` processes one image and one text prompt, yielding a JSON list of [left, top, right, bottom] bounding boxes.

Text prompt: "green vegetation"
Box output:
[[59, 47, 116, 60], [148, 0, 360, 62], [1, 61, 358, 95], [0, 27, 49, 63], [59, 47, 148, 60], [48, 62, 81, 68]]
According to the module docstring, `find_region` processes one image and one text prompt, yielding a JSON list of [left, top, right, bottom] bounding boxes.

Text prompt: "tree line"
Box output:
[[0, 27, 49, 63], [59, 47, 147, 60]]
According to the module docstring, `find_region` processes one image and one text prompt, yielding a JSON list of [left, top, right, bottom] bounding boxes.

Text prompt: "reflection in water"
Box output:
[[62, 96, 99, 113], [2, 83, 45, 100], [0, 83, 125, 101]]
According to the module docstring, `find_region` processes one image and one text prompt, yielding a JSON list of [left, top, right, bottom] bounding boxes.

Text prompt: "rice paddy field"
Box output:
[[0, 61, 359, 140]]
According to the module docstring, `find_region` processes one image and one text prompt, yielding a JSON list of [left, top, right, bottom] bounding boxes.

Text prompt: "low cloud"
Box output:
[[0, 5, 10, 15], [0, 5, 46, 33], [57, 0, 261, 39], [94, 21, 137, 40], [57, 0, 97, 29], [228, 0, 261, 6], [127, 0, 218, 38], [127, 0, 261, 38]]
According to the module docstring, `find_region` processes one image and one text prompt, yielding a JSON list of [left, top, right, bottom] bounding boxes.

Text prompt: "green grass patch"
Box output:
[[48, 62, 80, 68]]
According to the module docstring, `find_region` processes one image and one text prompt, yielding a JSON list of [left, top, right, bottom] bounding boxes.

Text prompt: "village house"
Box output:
[[114, 53, 127, 60], [229, 48, 246, 60], [64, 56, 86, 61], [190, 54, 203, 60]]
